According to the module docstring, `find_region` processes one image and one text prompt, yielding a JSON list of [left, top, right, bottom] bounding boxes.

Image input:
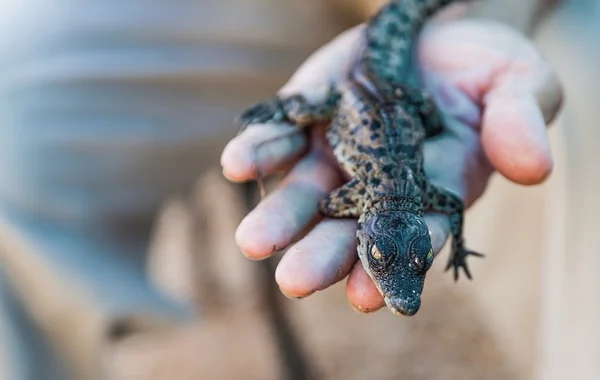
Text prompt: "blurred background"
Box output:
[[0, 0, 596, 379]]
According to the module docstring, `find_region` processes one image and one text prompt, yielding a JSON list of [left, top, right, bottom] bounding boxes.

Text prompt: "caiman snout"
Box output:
[[385, 295, 421, 316]]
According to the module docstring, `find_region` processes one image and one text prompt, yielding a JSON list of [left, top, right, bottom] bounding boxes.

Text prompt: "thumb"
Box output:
[[418, 20, 563, 185]]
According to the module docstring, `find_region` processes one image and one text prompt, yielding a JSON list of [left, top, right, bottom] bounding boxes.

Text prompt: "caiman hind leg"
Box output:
[[236, 84, 341, 197], [395, 85, 445, 138], [318, 152, 378, 219], [420, 181, 484, 281]]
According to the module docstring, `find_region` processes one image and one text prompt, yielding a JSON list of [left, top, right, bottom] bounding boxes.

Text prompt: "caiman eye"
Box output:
[[411, 238, 433, 272], [427, 248, 434, 261], [412, 255, 425, 271], [412, 249, 433, 271], [370, 244, 382, 261]]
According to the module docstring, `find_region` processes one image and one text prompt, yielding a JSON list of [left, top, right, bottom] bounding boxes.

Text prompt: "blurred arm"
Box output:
[[465, 0, 563, 35], [333, 0, 563, 35]]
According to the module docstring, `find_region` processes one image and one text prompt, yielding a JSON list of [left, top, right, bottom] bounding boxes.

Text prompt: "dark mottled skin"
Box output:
[[237, 0, 482, 316]]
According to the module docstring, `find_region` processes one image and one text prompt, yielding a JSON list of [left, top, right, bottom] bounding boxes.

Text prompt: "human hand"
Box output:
[[220, 10, 562, 313]]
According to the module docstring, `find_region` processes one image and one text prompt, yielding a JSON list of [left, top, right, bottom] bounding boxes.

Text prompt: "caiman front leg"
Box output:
[[420, 180, 484, 281], [237, 84, 341, 133], [318, 179, 365, 219]]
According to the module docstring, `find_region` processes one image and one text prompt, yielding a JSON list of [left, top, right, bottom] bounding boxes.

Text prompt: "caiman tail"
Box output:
[[353, 0, 460, 93]]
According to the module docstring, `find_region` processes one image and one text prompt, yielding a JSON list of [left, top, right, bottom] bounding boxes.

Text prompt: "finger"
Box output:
[[235, 130, 342, 259], [481, 89, 554, 185], [275, 219, 358, 299], [346, 263, 385, 313], [221, 123, 307, 182], [418, 20, 562, 185]]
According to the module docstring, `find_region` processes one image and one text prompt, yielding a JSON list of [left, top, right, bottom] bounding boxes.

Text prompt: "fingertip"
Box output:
[[220, 138, 251, 182], [220, 124, 308, 182], [274, 247, 322, 299], [275, 219, 358, 299], [234, 209, 286, 260], [481, 91, 553, 185], [345, 263, 385, 313]]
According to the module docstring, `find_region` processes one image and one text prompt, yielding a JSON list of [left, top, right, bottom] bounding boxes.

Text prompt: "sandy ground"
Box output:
[[101, 165, 547, 380]]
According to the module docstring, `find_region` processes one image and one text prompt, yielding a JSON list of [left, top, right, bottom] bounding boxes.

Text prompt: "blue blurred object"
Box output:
[[0, 1, 350, 379]]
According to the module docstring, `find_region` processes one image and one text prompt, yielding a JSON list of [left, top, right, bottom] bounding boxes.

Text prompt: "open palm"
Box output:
[[221, 12, 562, 313]]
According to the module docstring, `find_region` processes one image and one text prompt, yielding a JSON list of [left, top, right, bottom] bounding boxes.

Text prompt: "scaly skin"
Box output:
[[237, 0, 482, 317]]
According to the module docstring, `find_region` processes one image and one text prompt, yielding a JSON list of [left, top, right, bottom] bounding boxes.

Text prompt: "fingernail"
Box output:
[[280, 288, 315, 300], [348, 301, 380, 314], [239, 249, 263, 261]]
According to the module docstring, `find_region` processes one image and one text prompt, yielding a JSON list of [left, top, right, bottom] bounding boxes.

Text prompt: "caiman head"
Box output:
[[357, 204, 434, 317]]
